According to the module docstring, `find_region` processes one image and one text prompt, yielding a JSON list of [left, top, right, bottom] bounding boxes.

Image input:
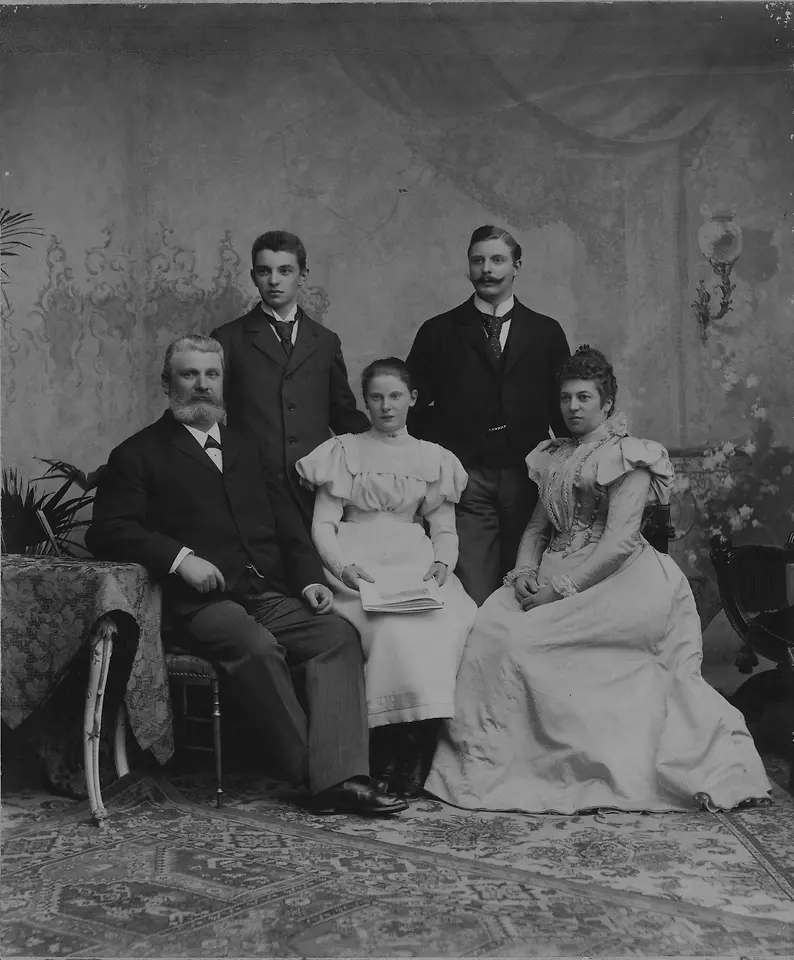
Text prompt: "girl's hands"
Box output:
[[424, 561, 449, 587], [340, 564, 376, 592]]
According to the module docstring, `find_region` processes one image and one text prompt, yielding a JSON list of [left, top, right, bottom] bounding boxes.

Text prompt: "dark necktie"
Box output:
[[269, 318, 295, 356], [481, 313, 506, 361], [203, 435, 221, 451]]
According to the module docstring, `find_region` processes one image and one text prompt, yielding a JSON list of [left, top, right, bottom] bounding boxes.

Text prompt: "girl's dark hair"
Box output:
[[361, 357, 414, 397], [557, 344, 617, 410]]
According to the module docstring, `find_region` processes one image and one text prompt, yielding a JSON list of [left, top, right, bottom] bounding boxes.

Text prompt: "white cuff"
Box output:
[[503, 565, 539, 588], [169, 547, 194, 575], [301, 583, 326, 599], [551, 574, 579, 598]]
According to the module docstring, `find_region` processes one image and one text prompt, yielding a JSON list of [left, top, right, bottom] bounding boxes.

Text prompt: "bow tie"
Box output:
[[203, 435, 222, 451], [269, 317, 295, 356]]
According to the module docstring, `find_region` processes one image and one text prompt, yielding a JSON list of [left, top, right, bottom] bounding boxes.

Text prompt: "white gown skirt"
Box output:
[[326, 513, 477, 728], [426, 544, 771, 813]]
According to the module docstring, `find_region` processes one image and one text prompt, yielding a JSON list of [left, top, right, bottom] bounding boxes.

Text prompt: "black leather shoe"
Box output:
[[371, 776, 396, 796], [311, 777, 409, 816]]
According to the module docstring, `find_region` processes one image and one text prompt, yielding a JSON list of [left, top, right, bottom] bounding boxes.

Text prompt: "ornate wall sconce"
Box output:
[[692, 209, 743, 342]]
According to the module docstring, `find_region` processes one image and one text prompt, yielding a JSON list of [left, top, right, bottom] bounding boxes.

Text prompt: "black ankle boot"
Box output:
[[393, 720, 441, 799], [369, 725, 399, 794]]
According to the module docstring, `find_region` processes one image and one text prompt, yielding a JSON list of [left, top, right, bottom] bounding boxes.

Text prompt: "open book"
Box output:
[[358, 572, 444, 614]]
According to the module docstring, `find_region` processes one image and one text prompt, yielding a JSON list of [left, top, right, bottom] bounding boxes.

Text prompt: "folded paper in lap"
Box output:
[[359, 573, 444, 614]]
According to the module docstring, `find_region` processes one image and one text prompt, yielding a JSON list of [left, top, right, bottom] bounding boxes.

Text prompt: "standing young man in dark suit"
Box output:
[[87, 335, 406, 817], [406, 226, 571, 606], [211, 231, 369, 520]]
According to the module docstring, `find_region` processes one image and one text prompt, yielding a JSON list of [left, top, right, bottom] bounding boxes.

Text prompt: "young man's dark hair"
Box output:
[[251, 231, 308, 273]]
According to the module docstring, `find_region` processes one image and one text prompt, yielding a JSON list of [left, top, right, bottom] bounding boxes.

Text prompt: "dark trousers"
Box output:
[[181, 588, 368, 794], [455, 464, 539, 606], [290, 480, 316, 529]]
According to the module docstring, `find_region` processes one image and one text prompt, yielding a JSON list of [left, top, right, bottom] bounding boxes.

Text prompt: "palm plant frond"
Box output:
[[35, 458, 105, 492], [2, 460, 100, 557], [1, 208, 44, 282]]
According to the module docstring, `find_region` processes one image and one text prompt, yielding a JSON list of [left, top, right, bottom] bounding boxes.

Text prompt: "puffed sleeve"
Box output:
[[295, 435, 358, 499], [526, 439, 566, 488], [595, 436, 674, 505], [419, 445, 468, 568], [420, 445, 469, 513]]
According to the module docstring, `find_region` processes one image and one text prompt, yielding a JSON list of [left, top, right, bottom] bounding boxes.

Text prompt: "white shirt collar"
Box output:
[[473, 294, 515, 318], [183, 421, 221, 447], [261, 301, 300, 325]]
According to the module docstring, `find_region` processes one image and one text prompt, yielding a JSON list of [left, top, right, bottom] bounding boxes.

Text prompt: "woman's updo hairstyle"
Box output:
[[557, 344, 618, 412], [361, 357, 414, 398]]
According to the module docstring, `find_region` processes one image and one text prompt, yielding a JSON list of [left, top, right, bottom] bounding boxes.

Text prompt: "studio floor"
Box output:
[[2, 750, 794, 959]]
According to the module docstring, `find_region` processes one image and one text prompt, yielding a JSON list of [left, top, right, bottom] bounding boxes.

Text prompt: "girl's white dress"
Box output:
[[296, 429, 478, 728], [426, 415, 771, 813]]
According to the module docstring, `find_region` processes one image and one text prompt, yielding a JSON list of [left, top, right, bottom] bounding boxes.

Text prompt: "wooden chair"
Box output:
[[641, 503, 677, 554], [709, 532, 794, 790], [165, 643, 224, 808]]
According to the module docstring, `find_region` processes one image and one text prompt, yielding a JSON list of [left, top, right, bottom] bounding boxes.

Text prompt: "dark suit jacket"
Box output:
[[406, 296, 571, 465], [86, 411, 325, 616], [211, 306, 369, 502]]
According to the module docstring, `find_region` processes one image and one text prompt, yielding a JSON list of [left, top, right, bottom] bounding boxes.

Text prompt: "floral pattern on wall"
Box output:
[[668, 369, 794, 626], [1, 226, 331, 473]]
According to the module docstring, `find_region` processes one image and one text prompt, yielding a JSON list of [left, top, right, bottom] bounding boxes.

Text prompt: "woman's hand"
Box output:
[[520, 583, 559, 610], [340, 564, 376, 591], [513, 572, 539, 606], [424, 561, 449, 587]]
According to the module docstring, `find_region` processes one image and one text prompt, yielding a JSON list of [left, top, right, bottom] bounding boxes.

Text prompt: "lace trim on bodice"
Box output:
[[542, 416, 627, 558]]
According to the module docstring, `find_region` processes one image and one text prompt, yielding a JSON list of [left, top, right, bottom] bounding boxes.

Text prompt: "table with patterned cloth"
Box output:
[[1, 555, 173, 822]]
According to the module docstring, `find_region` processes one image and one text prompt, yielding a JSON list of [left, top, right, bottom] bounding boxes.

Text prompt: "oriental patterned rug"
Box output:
[[2, 769, 794, 958]]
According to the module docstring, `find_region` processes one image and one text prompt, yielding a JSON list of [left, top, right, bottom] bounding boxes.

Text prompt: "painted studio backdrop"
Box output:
[[2, 2, 792, 630]]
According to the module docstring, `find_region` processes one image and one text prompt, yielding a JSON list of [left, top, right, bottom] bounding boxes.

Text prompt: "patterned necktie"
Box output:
[[269, 318, 295, 356], [481, 313, 505, 361]]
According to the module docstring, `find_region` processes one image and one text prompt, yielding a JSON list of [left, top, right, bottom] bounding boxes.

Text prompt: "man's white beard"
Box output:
[[170, 398, 227, 426]]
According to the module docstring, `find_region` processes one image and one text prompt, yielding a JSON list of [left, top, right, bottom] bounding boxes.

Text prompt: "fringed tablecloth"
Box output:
[[2, 556, 173, 794]]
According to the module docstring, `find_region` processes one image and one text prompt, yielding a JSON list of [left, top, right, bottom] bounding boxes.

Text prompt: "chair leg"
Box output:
[[114, 703, 130, 779], [181, 685, 189, 741], [785, 649, 794, 794], [211, 678, 223, 808], [84, 616, 116, 826]]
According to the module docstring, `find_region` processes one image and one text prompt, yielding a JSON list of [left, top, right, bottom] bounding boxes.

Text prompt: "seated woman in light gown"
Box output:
[[296, 358, 477, 798], [425, 346, 771, 814]]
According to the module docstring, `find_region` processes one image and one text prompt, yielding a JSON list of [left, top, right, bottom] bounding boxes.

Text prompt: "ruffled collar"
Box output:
[[368, 425, 411, 443], [574, 412, 628, 446]]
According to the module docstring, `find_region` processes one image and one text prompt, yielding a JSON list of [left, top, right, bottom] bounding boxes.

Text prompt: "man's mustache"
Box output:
[[170, 396, 227, 425]]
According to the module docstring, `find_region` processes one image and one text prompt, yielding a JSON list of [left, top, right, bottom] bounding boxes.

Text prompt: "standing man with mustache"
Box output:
[[211, 231, 369, 522], [406, 226, 571, 605]]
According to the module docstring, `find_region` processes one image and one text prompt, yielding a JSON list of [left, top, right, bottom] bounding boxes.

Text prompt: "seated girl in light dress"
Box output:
[[296, 358, 477, 798], [426, 346, 771, 814]]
